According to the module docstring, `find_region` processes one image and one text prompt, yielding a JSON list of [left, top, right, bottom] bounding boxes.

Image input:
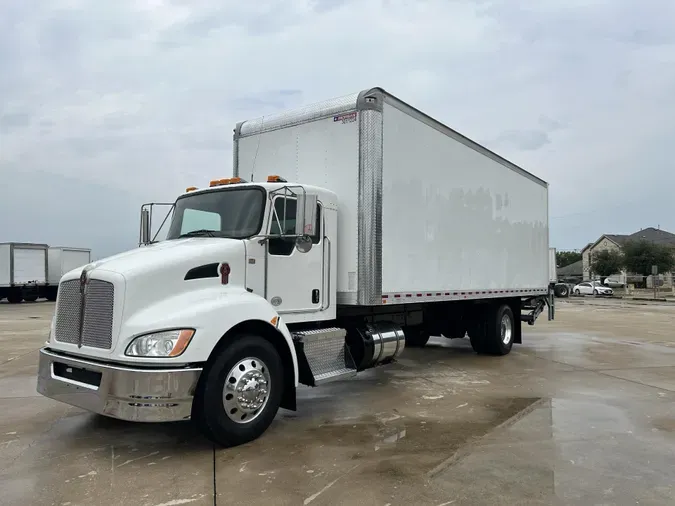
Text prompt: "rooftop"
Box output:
[[584, 227, 675, 251]]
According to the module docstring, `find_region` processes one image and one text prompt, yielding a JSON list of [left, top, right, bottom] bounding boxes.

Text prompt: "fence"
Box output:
[[596, 273, 675, 299]]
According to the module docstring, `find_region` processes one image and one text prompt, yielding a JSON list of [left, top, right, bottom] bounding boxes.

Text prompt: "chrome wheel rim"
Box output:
[[223, 357, 270, 424], [500, 314, 512, 345]]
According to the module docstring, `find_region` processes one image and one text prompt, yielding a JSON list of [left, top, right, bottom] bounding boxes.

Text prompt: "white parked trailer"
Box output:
[[46, 247, 92, 301], [37, 87, 554, 448], [0, 242, 49, 303]]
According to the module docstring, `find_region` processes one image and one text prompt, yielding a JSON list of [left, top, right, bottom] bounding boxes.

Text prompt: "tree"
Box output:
[[622, 240, 675, 275], [590, 249, 624, 277], [556, 250, 582, 268]]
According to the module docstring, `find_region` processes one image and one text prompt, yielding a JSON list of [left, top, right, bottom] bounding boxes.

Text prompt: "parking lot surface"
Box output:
[[1, 300, 675, 505]]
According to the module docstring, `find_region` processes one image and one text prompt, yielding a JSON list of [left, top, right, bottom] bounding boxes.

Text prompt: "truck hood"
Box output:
[[61, 238, 245, 281]]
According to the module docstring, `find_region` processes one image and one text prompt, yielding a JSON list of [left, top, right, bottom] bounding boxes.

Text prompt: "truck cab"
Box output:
[[165, 177, 338, 322], [37, 176, 362, 447]]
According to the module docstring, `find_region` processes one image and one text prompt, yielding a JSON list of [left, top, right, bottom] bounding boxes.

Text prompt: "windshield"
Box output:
[[166, 187, 265, 240]]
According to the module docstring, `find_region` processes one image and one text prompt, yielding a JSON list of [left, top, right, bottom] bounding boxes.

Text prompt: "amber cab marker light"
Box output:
[[186, 186, 198, 192], [267, 175, 287, 183], [209, 179, 220, 187]]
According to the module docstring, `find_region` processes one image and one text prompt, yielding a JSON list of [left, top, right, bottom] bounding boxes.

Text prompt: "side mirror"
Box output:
[[140, 207, 151, 246], [295, 235, 313, 253], [295, 193, 317, 236]]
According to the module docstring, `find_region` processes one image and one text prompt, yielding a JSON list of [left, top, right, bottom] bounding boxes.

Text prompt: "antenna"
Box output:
[[250, 115, 265, 182]]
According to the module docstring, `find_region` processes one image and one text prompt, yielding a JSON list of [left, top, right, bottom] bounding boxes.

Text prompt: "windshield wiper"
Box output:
[[178, 229, 218, 238]]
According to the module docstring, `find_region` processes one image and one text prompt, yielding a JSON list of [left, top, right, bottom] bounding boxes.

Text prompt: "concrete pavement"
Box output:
[[1, 300, 674, 505]]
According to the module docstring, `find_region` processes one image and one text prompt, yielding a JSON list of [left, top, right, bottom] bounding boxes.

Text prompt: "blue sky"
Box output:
[[1, 0, 674, 258]]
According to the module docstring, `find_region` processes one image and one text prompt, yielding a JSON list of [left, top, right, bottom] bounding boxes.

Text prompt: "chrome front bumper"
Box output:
[[37, 348, 202, 422]]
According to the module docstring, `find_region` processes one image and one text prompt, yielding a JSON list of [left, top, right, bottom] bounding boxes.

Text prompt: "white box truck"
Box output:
[[0, 242, 49, 303], [37, 87, 554, 447], [46, 247, 92, 301]]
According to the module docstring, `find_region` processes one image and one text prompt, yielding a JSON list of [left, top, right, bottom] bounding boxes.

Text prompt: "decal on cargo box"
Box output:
[[333, 112, 357, 124]]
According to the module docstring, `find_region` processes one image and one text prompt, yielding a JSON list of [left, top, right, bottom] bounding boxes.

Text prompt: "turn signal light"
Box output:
[[267, 175, 287, 183]]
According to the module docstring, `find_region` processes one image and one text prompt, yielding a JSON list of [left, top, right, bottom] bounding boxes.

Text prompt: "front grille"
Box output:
[[54, 279, 115, 350]]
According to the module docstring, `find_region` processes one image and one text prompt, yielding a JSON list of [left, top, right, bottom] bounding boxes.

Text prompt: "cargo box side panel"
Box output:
[[13, 246, 48, 285], [61, 250, 92, 280], [0, 244, 10, 286], [380, 101, 549, 295], [549, 247, 557, 283], [236, 114, 361, 298], [47, 248, 62, 285]]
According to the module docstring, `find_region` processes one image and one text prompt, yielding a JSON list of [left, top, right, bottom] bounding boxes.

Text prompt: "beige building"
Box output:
[[581, 227, 675, 285]]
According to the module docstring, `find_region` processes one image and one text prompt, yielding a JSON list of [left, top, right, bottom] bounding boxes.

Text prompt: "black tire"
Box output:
[[485, 304, 515, 355], [404, 327, 430, 347], [46, 288, 58, 302], [556, 285, 569, 298], [469, 324, 487, 354], [7, 291, 22, 304], [24, 295, 38, 302], [574, 289, 580, 296], [593, 289, 598, 296], [471, 304, 514, 356], [192, 335, 283, 448]]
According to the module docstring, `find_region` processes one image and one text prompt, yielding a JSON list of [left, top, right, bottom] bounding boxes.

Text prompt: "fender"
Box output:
[[119, 286, 299, 386]]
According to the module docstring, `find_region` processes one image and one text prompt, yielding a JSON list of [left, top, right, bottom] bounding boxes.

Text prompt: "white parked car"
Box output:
[[573, 281, 613, 296], [603, 276, 625, 288]]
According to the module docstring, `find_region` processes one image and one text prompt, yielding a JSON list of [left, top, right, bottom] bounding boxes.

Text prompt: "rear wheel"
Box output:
[[24, 295, 38, 302], [192, 335, 283, 447], [470, 304, 514, 356], [554, 284, 569, 298], [7, 290, 22, 304], [404, 326, 430, 347]]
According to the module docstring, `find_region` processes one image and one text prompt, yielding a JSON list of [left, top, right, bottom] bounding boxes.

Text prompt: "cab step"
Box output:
[[293, 327, 357, 387]]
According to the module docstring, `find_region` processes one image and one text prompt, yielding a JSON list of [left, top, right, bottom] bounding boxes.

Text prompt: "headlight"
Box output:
[[125, 329, 195, 357]]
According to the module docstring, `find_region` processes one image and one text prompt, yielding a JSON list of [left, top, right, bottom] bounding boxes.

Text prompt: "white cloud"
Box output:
[[1, 0, 675, 255]]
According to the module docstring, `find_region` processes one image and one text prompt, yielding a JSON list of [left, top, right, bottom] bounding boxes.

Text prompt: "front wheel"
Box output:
[[593, 289, 598, 296], [192, 335, 283, 447], [574, 289, 580, 296]]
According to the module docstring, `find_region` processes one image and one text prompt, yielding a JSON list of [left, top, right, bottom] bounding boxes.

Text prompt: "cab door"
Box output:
[[265, 195, 325, 315]]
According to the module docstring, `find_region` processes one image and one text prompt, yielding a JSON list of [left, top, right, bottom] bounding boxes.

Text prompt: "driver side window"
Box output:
[[268, 197, 322, 256], [269, 198, 297, 256]]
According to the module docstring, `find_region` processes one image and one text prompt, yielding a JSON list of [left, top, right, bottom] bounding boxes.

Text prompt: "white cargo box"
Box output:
[[234, 87, 549, 306], [0, 243, 49, 286], [549, 248, 558, 283], [47, 247, 92, 285]]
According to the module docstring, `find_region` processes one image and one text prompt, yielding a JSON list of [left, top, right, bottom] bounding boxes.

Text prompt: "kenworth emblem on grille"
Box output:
[[77, 266, 92, 347], [79, 268, 89, 294]]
